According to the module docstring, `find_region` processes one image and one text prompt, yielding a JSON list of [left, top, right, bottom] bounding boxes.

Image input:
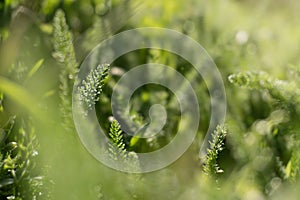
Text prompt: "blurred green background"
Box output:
[[0, 0, 300, 199]]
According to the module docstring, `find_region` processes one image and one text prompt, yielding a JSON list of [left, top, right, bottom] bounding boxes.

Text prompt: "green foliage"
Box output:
[[78, 63, 139, 170], [227, 67, 300, 198], [203, 125, 227, 177], [78, 64, 110, 111], [0, 93, 3, 112], [52, 9, 78, 131], [108, 119, 127, 161], [0, 118, 15, 197], [1, 0, 300, 199], [0, 117, 46, 199], [8, 62, 28, 82], [228, 71, 300, 108], [286, 151, 300, 181], [107, 119, 140, 171]]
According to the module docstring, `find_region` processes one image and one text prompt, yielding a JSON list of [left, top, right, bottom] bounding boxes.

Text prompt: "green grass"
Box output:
[[0, 0, 300, 199]]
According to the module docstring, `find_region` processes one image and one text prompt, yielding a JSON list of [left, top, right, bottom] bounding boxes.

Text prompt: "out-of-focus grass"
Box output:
[[0, 0, 300, 199]]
